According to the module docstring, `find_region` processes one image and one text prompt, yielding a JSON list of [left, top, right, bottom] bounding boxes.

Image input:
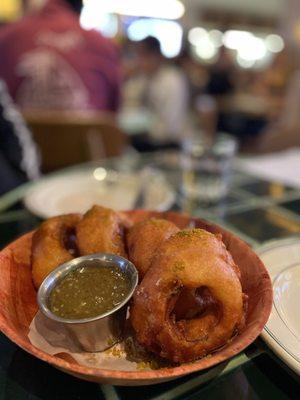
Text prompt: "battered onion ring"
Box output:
[[32, 214, 81, 289], [127, 218, 216, 320], [127, 218, 225, 320], [130, 228, 244, 363], [76, 205, 127, 257], [127, 218, 179, 279]]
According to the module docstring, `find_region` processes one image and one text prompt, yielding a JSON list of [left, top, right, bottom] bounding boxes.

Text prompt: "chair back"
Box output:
[[23, 111, 126, 172]]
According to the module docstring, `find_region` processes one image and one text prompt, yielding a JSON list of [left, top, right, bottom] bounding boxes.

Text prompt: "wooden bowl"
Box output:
[[0, 211, 272, 386]]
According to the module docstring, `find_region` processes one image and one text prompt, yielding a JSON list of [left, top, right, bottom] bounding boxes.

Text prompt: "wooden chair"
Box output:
[[23, 110, 127, 172]]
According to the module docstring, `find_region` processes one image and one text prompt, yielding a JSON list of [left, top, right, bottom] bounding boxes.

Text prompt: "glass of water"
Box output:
[[181, 134, 238, 204]]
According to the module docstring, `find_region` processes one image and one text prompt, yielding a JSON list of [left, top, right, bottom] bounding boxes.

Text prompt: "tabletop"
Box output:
[[0, 152, 299, 400]]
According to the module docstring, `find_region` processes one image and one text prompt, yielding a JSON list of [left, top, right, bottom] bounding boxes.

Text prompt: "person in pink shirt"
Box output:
[[0, 0, 121, 112]]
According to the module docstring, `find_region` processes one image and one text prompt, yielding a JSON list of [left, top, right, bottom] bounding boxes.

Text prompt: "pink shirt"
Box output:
[[0, 0, 121, 111]]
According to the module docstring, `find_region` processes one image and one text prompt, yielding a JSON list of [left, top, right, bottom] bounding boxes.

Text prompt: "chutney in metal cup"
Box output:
[[38, 253, 138, 352]]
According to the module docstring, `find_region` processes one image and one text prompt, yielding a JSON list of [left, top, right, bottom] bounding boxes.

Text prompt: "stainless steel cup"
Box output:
[[37, 253, 138, 352]]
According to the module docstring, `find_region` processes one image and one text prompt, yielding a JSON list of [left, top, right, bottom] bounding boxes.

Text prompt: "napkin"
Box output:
[[28, 312, 143, 371], [237, 148, 300, 188]]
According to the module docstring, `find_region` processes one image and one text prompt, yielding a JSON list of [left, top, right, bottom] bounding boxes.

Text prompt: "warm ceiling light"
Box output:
[[127, 19, 183, 58], [223, 30, 254, 50], [84, 0, 185, 20], [188, 27, 208, 46], [195, 39, 217, 60], [265, 34, 285, 53], [208, 30, 223, 47], [237, 55, 256, 69]]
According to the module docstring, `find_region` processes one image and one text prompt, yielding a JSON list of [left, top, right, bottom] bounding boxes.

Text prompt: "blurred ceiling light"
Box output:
[[188, 27, 207, 46], [127, 19, 183, 58], [127, 21, 148, 41], [208, 30, 223, 47], [293, 22, 300, 43], [195, 39, 217, 60], [189, 27, 220, 61], [93, 167, 107, 181], [238, 37, 267, 61], [80, 8, 118, 37], [0, 0, 21, 21], [237, 55, 256, 69], [223, 30, 267, 62], [83, 0, 185, 20], [223, 30, 253, 50], [265, 34, 285, 53]]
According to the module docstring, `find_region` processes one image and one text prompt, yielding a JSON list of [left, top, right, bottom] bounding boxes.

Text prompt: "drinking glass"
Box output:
[[181, 134, 238, 204]]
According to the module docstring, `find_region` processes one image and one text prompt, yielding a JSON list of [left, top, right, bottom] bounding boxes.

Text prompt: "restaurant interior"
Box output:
[[0, 0, 299, 399]]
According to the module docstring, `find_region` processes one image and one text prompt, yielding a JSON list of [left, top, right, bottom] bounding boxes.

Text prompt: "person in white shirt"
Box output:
[[126, 36, 189, 150]]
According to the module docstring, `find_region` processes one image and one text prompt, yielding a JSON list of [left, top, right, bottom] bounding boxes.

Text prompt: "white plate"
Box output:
[[24, 168, 175, 218], [258, 237, 300, 374]]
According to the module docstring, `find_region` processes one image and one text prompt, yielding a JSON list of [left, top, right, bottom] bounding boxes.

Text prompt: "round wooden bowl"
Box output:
[[0, 210, 272, 386]]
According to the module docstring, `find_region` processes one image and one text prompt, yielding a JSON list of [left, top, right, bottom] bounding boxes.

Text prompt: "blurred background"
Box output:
[[0, 0, 300, 196], [1, 4, 300, 394]]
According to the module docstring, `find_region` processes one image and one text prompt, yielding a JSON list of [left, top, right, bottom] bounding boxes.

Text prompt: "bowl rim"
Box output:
[[0, 212, 273, 382]]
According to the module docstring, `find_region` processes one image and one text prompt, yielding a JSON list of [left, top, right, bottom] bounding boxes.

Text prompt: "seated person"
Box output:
[[0, 0, 121, 112], [123, 36, 189, 151]]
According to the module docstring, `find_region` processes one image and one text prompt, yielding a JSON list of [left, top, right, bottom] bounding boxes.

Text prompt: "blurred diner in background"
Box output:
[[0, 0, 300, 192], [0, 0, 121, 112]]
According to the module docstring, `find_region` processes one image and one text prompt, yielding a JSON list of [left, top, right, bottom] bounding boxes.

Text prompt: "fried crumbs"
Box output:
[[172, 261, 185, 272]]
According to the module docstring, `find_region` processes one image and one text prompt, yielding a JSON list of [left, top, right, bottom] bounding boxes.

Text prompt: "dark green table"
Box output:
[[0, 153, 299, 399]]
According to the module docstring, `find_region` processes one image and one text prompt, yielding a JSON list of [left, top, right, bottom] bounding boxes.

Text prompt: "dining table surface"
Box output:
[[0, 151, 299, 400]]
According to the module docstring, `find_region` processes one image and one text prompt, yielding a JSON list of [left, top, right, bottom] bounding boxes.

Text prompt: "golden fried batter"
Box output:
[[127, 218, 179, 278], [130, 228, 244, 363], [32, 214, 81, 289], [76, 205, 127, 257]]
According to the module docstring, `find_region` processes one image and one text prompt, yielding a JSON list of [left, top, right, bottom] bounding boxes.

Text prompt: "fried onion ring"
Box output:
[[127, 218, 179, 279], [76, 205, 127, 257], [127, 218, 224, 321], [31, 214, 81, 288], [130, 228, 244, 363]]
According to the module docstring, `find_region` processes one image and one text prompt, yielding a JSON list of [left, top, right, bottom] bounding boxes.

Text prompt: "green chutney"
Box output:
[[49, 265, 131, 319]]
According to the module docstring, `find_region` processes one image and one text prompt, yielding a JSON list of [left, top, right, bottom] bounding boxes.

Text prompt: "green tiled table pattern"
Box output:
[[0, 153, 299, 399]]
